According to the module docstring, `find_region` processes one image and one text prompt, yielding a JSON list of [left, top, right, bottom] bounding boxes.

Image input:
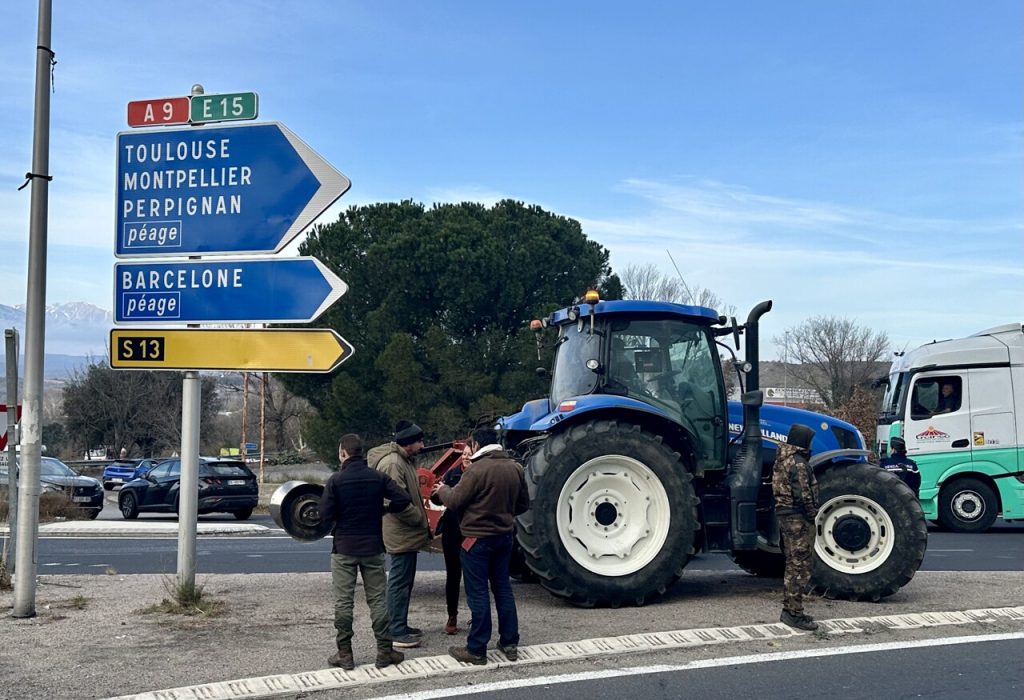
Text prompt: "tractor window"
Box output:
[[550, 324, 600, 406], [607, 318, 726, 469]]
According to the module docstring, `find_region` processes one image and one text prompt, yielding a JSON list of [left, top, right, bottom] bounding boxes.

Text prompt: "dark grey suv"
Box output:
[[0, 456, 105, 519], [117, 457, 258, 520]]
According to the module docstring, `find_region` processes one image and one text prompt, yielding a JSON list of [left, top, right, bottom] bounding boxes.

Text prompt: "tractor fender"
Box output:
[[810, 449, 872, 471], [526, 394, 678, 433]]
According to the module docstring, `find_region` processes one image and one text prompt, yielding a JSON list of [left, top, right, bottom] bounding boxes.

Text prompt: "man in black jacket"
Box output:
[[320, 433, 416, 670]]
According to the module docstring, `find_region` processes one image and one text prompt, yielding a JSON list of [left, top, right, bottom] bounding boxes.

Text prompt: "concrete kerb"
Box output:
[[108, 605, 1024, 700], [0, 521, 271, 537]]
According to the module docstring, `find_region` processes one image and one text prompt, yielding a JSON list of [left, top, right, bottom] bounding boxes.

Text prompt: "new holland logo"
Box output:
[[916, 425, 950, 441]]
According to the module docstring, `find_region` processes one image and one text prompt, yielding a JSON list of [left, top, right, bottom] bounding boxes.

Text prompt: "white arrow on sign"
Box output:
[[276, 124, 351, 252]]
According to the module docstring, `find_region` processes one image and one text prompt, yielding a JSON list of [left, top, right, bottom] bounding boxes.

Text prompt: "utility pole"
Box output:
[[240, 371, 249, 459], [3, 329, 19, 574], [259, 372, 266, 484], [13, 0, 53, 618]]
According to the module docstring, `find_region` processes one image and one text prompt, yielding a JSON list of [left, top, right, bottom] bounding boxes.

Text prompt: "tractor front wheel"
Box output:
[[811, 463, 927, 601], [516, 419, 699, 607]]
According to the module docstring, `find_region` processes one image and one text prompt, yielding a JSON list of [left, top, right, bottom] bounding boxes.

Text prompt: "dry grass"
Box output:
[[0, 489, 92, 522], [139, 577, 225, 617]]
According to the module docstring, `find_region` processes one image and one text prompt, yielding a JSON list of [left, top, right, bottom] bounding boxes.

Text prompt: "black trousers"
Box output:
[[440, 515, 464, 617]]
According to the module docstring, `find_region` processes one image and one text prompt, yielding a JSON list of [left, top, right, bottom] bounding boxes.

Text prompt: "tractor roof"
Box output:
[[548, 299, 720, 326]]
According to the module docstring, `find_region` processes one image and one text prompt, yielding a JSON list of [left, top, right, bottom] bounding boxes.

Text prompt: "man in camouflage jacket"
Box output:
[[771, 423, 820, 631]]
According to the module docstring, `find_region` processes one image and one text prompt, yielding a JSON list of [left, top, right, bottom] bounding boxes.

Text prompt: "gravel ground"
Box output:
[[1, 569, 1022, 700]]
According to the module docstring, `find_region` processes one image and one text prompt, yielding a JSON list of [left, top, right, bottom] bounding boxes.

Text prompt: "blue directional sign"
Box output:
[[114, 257, 348, 324], [115, 122, 350, 257]]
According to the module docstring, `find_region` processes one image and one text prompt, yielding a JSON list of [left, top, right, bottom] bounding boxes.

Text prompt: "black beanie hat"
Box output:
[[395, 420, 424, 446], [787, 424, 815, 452]]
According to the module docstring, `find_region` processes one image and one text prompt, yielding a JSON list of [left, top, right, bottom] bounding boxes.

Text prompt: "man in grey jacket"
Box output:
[[367, 420, 429, 648]]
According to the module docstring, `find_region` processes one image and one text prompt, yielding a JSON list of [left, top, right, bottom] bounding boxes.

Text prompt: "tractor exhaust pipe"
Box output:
[[743, 300, 773, 392], [727, 300, 772, 550]]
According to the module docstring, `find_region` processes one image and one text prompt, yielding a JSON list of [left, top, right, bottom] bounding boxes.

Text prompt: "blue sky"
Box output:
[[0, 1, 1021, 357]]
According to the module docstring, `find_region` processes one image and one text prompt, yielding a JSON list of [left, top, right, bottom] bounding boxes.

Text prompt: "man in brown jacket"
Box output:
[[367, 420, 429, 648], [435, 427, 530, 665]]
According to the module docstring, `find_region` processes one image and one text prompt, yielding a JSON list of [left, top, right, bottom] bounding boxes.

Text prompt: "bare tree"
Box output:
[[775, 316, 890, 411], [620, 262, 734, 316], [62, 362, 220, 457]]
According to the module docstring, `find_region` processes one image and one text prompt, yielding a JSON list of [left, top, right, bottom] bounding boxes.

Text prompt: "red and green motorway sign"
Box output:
[[126, 92, 258, 128]]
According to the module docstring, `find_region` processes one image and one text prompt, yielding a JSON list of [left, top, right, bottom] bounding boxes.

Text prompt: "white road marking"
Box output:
[[107, 605, 1024, 700], [374, 632, 1024, 700]]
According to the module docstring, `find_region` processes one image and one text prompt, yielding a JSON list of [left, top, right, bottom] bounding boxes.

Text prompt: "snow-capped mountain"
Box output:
[[0, 302, 110, 357]]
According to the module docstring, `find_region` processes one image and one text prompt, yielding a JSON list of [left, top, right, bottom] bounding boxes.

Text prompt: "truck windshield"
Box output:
[[879, 371, 907, 421], [550, 323, 600, 405]]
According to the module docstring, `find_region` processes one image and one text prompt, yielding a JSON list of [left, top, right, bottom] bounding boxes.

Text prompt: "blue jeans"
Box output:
[[461, 533, 519, 656], [385, 551, 418, 637]]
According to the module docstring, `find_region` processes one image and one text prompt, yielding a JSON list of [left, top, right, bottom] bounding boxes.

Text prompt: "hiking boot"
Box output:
[[444, 615, 458, 635], [375, 648, 405, 668], [328, 646, 355, 671], [780, 609, 819, 631], [393, 634, 422, 648], [448, 645, 487, 665], [497, 643, 518, 661]]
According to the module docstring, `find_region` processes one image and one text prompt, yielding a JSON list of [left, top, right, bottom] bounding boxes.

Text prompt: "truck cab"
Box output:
[[877, 323, 1024, 531]]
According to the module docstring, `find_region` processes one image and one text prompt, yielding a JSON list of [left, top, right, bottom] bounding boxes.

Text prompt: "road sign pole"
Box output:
[[13, 0, 52, 618], [3, 329, 20, 574], [176, 370, 200, 592], [175, 84, 204, 595]]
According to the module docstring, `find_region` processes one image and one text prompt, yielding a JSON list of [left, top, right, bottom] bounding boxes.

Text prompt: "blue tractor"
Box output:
[[500, 294, 927, 607]]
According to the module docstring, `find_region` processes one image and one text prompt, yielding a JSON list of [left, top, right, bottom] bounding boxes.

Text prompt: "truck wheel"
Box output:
[[731, 538, 785, 578], [516, 419, 699, 607], [812, 463, 927, 602], [938, 477, 999, 533]]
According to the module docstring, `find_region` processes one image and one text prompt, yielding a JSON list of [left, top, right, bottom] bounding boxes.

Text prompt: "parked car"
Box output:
[[102, 459, 158, 490], [0, 456, 104, 519], [117, 457, 258, 520]]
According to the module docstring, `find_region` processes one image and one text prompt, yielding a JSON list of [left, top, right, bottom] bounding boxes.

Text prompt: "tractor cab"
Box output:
[[542, 298, 728, 471]]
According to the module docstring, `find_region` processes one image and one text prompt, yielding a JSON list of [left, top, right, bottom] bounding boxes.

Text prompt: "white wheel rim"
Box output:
[[814, 494, 895, 574], [556, 454, 670, 576], [951, 490, 985, 521]]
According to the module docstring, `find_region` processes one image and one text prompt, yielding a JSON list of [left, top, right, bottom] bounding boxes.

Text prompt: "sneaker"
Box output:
[[328, 647, 355, 671], [405, 626, 423, 636], [393, 634, 422, 648], [780, 610, 819, 631], [497, 643, 518, 661], [448, 645, 487, 665], [375, 648, 405, 668], [444, 616, 458, 635]]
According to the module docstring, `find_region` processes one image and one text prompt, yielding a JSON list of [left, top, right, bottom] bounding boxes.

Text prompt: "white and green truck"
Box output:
[[876, 323, 1023, 532]]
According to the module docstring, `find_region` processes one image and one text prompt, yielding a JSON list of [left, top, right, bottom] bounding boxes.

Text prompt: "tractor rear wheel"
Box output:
[[516, 419, 699, 607], [811, 463, 927, 601]]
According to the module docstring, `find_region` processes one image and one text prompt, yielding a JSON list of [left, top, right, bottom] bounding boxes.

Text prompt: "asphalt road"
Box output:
[[27, 517, 1024, 575], [405, 636, 1023, 700]]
